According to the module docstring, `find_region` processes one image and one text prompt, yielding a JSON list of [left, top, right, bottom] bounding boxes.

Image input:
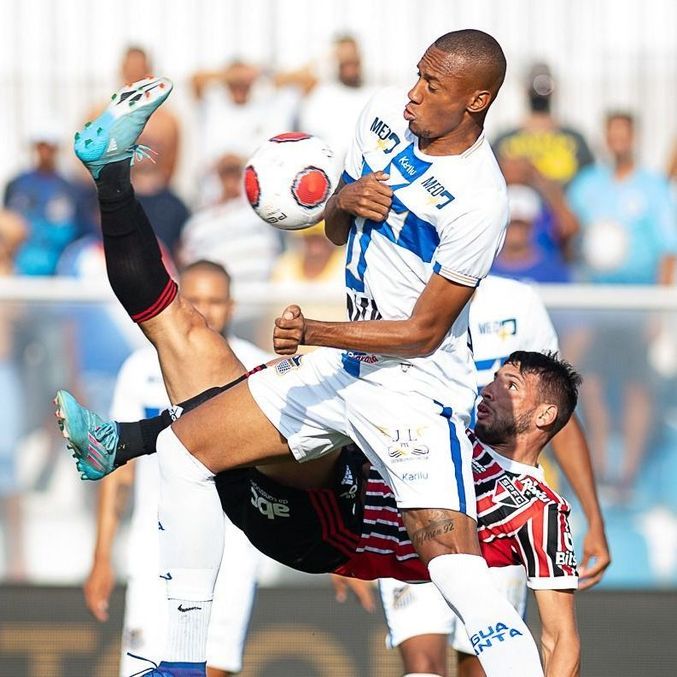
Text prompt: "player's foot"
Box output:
[[74, 76, 173, 179], [54, 390, 119, 481], [126, 654, 206, 676]]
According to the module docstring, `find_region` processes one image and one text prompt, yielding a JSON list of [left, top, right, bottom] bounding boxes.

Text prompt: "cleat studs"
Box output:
[[84, 121, 92, 128], [96, 127, 103, 135], [74, 132, 80, 141], [84, 138, 93, 147], [145, 91, 150, 98], [111, 93, 117, 100]]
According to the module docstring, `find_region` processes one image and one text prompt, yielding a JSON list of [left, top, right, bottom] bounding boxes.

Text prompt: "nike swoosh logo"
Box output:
[[159, 572, 172, 580], [177, 604, 202, 613]]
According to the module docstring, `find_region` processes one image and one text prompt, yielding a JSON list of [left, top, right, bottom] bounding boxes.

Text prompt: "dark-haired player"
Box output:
[[60, 29, 546, 676], [61, 352, 582, 676]]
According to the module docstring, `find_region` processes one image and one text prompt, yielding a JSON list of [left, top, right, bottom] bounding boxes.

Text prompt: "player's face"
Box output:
[[405, 47, 476, 143], [475, 364, 539, 446], [180, 270, 233, 334]]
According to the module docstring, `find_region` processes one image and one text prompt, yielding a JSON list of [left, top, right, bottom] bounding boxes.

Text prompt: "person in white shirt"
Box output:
[[298, 35, 376, 162], [83, 261, 269, 677], [179, 153, 281, 290]]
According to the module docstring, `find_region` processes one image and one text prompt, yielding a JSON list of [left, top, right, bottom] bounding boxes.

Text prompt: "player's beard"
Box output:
[[475, 408, 535, 447]]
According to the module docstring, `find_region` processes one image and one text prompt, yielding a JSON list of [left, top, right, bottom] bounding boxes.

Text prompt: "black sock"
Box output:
[[113, 385, 231, 467], [95, 160, 177, 321]]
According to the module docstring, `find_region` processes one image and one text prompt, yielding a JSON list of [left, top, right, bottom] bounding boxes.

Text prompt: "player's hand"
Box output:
[[83, 558, 115, 622], [274, 305, 306, 355], [337, 171, 393, 222], [331, 574, 376, 613], [578, 521, 611, 590]]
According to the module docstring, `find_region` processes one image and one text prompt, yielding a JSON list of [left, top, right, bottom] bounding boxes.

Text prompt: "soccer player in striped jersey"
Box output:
[[62, 351, 582, 675], [377, 275, 609, 676]]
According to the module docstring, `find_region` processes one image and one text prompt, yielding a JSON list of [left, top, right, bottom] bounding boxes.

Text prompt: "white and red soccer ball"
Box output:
[[244, 132, 340, 231]]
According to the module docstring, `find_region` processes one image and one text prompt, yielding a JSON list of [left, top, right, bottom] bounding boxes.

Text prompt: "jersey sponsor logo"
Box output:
[[344, 351, 379, 364], [250, 482, 290, 520], [381, 427, 430, 463], [369, 116, 400, 153], [346, 291, 382, 321], [159, 572, 172, 581], [478, 318, 517, 340], [470, 622, 523, 655], [520, 477, 551, 503], [493, 476, 529, 507], [556, 550, 576, 567], [397, 155, 418, 177], [275, 355, 303, 376], [402, 471, 429, 482], [421, 175, 454, 209], [341, 465, 354, 486]]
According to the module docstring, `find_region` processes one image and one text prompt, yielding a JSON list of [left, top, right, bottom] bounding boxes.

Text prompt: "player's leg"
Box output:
[[452, 566, 529, 677], [345, 392, 543, 677], [378, 578, 452, 677], [75, 77, 243, 404]]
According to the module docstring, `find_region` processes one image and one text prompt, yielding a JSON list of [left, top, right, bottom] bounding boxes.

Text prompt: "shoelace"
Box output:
[[131, 143, 158, 166], [127, 652, 161, 676]]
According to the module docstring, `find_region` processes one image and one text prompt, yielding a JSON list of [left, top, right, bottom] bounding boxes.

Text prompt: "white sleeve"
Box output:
[[433, 200, 508, 288], [521, 286, 559, 354], [109, 355, 145, 421]]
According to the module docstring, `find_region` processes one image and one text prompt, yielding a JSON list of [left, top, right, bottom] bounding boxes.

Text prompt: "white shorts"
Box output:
[[120, 517, 259, 675], [248, 348, 476, 516], [379, 566, 528, 655]]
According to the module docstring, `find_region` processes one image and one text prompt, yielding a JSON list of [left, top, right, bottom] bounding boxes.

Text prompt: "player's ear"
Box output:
[[535, 403, 558, 430], [467, 89, 492, 114]]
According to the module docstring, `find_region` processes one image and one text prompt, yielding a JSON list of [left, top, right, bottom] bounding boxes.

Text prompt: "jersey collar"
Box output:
[[483, 444, 545, 481]]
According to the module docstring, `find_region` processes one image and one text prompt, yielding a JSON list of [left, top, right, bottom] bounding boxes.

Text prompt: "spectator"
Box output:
[[272, 221, 344, 286], [569, 112, 676, 285], [269, 221, 345, 333], [567, 112, 677, 495], [133, 159, 191, 256], [298, 35, 375, 161], [191, 60, 303, 166], [179, 153, 281, 290], [0, 210, 26, 580], [491, 184, 571, 282], [4, 124, 86, 275], [493, 62, 594, 186]]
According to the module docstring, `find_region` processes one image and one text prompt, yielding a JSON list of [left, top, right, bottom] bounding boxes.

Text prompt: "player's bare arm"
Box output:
[[324, 172, 393, 245], [551, 415, 610, 589], [274, 273, 475, 358], [534, 589, 580, 677]]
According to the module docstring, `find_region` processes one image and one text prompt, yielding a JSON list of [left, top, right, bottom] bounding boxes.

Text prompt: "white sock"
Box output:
[[157, 427, 225, 663], [428, 554, 543, 677]]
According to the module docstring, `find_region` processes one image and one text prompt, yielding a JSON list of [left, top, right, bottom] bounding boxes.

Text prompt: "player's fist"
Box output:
[[337, 171, 392, 222], [274, 304, 306, 355]]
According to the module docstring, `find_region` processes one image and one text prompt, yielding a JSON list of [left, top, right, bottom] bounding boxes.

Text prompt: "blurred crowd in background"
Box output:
[[0, 26, 676, 590]]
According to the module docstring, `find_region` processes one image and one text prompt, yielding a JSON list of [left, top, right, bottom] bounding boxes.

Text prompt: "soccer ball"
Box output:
[[244, 132, 340, 231]]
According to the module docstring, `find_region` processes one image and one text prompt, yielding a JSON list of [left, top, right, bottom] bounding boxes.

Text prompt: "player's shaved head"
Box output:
[[432, 29, 507, 96]]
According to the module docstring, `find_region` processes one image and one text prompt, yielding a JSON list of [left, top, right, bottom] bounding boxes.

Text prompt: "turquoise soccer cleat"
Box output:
[[74, 76, 173, 179], [125, 654, 207, 676], [54, 390, 119, 481]]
